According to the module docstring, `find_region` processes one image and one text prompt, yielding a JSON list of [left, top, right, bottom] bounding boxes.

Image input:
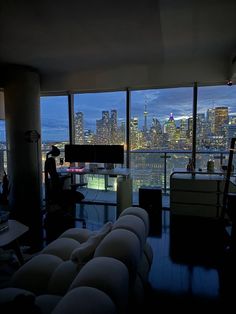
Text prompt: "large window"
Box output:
[[74, 92, 126, 146], [130, 87, 193, 191], [196, 85, 236, 171], [41, 95, 69, 167], [74, 91, 126, 191], [40, 84, 236, 202], [0, 120, 6, 177]]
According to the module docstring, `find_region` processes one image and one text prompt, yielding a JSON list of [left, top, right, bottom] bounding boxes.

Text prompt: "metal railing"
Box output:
[[130, 150, 232, 194], [1, 148, 233, 199]]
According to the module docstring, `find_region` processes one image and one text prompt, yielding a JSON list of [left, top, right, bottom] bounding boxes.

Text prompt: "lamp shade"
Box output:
[[0, 91, 5, 119]]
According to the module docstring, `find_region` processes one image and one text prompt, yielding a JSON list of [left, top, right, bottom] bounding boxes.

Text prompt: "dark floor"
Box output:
[[147, 210, 236, 311], [1, 204, 236, 310]]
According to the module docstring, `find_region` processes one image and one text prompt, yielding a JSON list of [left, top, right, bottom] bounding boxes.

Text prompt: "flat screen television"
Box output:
[[64, 144, 124, 164]]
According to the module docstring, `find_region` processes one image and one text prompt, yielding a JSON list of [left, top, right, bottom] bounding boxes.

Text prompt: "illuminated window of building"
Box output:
[[196, 85, 236, 171]]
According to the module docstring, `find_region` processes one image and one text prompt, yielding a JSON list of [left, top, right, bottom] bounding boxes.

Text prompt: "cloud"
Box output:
[[40, 85, 236, 141]]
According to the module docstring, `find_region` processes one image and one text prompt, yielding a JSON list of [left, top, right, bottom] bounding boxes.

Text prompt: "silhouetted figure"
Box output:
[[44, 145, 85, 243], [45, 148, 66, 207]]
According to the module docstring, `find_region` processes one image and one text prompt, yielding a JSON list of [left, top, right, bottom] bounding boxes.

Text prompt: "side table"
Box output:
[[0, 220, 29, 265]]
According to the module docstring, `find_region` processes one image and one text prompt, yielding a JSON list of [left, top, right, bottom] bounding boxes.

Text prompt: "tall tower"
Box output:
[[74, 112, 84, 144], [179, 118, 187, 139], [110, 109, 118, 144], [130, 117, 139, 149], [207, 108, 215, 134], [96, 110, 110, 144], [165, 113, 177, 148], [143, 103, 148, 133], [214, 106, 228, 135]]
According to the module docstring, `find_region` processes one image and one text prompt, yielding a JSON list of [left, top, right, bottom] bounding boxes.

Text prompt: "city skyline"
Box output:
[[40, 85, 236, 142], [71, 105, 233, 151], [1, 85, 236, 143]]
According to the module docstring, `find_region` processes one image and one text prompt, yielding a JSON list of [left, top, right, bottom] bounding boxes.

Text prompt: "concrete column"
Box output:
[[4, 65, 43, 250]]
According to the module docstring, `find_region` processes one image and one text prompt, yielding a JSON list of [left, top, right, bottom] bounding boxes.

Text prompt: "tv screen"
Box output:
[[65, 144, 124, 164]]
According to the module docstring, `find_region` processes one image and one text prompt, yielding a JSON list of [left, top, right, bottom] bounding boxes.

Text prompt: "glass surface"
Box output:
[[74, 91, 126, 146], [196, 85, 236, 171], [41, 95, 69, 144], [74, 91, 126, 191], [0, 120, 7, 177], [130, 87, 193, 192], [40, 95, 70, 184]]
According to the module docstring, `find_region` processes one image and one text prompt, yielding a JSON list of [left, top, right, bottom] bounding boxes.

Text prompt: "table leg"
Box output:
[[11, 239, 25, 265]]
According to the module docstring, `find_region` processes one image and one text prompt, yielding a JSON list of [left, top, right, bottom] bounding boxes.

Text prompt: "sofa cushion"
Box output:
[[10, 254, 63, 295], [1, 293, 41, 313], [59, 228, 94, 243], [144, 242, 154, 267], [94, 229, 141, 284], [112, 214, 146, 249], [120, 206, 149, 237], [41, 238, 81, 261], [48, 261, 82, 295], [137, 252, 150, 283], [52, 287, 116, 314], [69, 256, 129, 312], [0, 287, 35, 303], [92, 221, 113, 238], [70, 221, 113, 264], [35, 295, 62, 314]]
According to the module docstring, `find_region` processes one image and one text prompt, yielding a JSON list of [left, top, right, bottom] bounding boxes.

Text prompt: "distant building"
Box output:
[[214, 106, 228, 135], [74, 112, 84, 144]]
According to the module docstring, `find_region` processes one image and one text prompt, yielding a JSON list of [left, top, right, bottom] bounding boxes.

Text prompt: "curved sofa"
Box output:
[[0, 206, 153, 313]]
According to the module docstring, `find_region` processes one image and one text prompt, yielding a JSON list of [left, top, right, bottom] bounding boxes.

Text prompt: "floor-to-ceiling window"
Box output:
[[41, 95, 70, 168], [130, 87, 193, 194], [73, 91, 126, 200], [0, 91, 7, 178], [0, 119, 6, 178], [40, 84, 236, 205], [74, 92, 126, 146], [196, 85, 236, 171]]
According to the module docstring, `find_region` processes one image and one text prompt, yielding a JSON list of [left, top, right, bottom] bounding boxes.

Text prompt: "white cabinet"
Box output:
[[170, 172, 225, 218]]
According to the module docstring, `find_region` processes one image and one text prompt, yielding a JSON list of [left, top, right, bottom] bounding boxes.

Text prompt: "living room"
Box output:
[[1, 0, 236, 312]]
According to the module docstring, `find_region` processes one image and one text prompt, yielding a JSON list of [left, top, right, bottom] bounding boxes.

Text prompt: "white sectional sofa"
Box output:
[[0, 206, 153, 313]]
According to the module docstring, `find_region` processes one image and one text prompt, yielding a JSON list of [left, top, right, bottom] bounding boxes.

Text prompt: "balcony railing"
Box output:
[[130, 149, 233, 195], [1, 148, 224, 209]]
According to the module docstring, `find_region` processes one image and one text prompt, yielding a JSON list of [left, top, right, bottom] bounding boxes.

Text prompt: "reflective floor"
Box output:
[[77, 187, 170, 208], [75, 204, 236, 310], [1, 203, 236, 310]]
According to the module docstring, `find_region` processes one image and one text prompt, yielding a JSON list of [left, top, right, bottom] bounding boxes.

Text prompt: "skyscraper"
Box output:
[[143, 103, 148, 133], [96, 110, 110, 144], [130, 117, 139, 149], [74, 112, 84, 144], [150, 117, 162, 148], [110, 109, 118, 144], [207, 108, 215, 134], [165, 113, 177, 148], [214, 106, 228, 135]]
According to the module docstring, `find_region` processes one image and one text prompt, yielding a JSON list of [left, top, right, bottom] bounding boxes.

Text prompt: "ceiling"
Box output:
[[1, 0, 236, 92]]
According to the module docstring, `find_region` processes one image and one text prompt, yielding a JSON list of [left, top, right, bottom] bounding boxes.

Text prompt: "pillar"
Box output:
[[4, 65, 43, 250]]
